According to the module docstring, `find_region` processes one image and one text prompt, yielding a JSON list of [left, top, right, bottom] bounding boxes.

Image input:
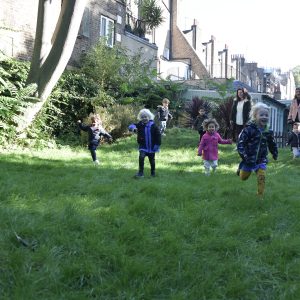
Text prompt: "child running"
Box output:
[[129, 109, 161, 178], [286, 122, 300, 159], [78, 114, 112, 165], [198, 118, 232, 176], [193, 107, 208, 141], [157, 98, 172, 136], [237, 102, 278, 196]]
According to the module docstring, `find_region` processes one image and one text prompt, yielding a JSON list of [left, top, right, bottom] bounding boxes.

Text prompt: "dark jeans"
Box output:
[[90, 149, 97, 161], [233, 124, 245, 143], [198, 130, 205, 142], [139, 151, 155, 174], [89, 143, 99, 162]]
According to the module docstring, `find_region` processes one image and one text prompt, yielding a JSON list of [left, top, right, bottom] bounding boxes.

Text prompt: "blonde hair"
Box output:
[[250, 102, 269, 121], [162, 98, 170, 104], [137, 109, 154, 121], [202, 118, 219, 131], [90, 113, 102, 125]]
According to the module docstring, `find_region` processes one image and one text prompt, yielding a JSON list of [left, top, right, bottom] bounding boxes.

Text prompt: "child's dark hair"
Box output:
[[202, 118, 219, 131]]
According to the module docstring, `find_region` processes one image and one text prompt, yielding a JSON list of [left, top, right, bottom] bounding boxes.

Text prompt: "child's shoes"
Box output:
[[93, 160, 100, 166], [134, 172, 144, 178]]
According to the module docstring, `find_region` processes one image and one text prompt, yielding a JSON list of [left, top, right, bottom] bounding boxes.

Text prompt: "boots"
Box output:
[[257, 169, 265, 196]]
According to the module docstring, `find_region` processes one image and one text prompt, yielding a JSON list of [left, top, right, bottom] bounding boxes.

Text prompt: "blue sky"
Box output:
[[179, 0, 299, 71]]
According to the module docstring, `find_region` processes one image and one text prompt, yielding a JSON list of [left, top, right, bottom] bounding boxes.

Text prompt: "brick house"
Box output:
[[0, 0, 158, 68]]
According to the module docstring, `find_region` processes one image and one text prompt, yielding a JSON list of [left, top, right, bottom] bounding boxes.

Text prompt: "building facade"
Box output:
[[0, 0, 158, 68]]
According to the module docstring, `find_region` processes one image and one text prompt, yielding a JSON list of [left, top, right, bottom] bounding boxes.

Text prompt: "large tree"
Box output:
[[19, 0, 87, 132]]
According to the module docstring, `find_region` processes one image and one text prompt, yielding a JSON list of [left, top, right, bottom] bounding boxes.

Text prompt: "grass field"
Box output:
[[1, 128, 300, 299]]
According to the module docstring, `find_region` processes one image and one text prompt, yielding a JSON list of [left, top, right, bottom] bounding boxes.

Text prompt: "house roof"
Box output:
[[232, 80, 258, 93], [261, 94, 288, 109]]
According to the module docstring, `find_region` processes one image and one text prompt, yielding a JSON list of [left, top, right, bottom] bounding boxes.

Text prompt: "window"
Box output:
[[100, 16, 115, 47], [79, 8, 90, 38]]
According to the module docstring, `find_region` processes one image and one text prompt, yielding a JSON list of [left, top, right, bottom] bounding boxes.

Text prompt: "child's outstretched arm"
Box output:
[[217, 133, 232, 144], [77, 120, 89, 131], [237, 129, 250, 161], [267, 132, 278, 160], [286, 133, 293, 146], [198, 136, 205, 156], [97, 126, 112, 140], [128, 124, 137, 133]]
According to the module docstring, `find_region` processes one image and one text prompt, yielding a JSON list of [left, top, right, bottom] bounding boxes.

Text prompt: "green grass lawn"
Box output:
[[1, 128, 300, 299]]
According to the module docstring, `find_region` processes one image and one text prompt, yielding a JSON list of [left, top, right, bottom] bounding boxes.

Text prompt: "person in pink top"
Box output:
[[198, 118, 232, 175]]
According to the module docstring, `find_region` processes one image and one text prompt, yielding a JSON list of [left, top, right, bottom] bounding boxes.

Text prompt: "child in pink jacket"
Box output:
[[198, 118, 232, 175]]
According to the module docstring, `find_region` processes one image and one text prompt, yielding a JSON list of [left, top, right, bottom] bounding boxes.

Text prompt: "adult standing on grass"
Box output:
[[236, 103, 278, 197], [287, 87, 300, 125], [197, 118, 232, 176], [78, 114, 112, 166], [128, 109, 161, 178], [230, 88, 252, 142], [156, 98, 172, 136]]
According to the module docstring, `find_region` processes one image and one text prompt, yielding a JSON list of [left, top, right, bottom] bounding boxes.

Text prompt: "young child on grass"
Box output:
[[129, 109, 161, 178], [198, 118, 232, 176], [193, 107, 208, 141], [78, 114, 112, 165], [237, 102, 278, 196], [286, 122, 300, 159], [157, 98, 172, 135]]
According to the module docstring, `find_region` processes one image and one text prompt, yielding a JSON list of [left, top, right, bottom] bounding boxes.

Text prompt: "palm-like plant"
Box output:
[[140, 0, 164, 30], [183, 97, 216, 128], [212, 97, 234, 138]]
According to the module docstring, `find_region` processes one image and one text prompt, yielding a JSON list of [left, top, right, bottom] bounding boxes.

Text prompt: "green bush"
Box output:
[[36, 71, 99, 141], [0, 56, 30, 92], [96, 104, 142, 139]]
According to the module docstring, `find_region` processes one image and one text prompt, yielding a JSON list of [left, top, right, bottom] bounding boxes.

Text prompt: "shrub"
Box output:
[[183, 97, 216, 128], [212, 97, 234, 138], [36, 71, 98, 141], [0, 56, 30, 91], [0, 80, 38, 145], [96, 104, 142, 139]]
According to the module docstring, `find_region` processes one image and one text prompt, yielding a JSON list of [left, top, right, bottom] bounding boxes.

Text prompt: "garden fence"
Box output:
[[274, 132, 289, 148]]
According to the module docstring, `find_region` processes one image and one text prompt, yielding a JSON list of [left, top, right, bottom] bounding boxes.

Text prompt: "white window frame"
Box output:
[[100, 15, 115, 47]]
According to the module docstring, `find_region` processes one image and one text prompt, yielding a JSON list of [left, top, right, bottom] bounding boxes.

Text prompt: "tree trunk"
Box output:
[[20, 0, 87, 133]]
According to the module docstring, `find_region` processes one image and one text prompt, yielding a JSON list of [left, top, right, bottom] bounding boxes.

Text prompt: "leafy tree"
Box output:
[[82, 40, 157, 106]]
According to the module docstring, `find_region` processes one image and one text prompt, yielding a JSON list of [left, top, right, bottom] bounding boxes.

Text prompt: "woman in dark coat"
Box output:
[[230, 88, 252, 142]]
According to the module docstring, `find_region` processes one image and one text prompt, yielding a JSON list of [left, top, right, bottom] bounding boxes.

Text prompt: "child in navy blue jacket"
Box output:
[[78, 115, 112, 165], [129, 109, 161, 177], [237, 103, 278, 196]]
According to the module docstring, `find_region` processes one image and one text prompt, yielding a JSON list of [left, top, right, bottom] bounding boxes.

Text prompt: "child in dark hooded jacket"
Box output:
[[129, 109, 161, 177], [237, 103, 278, 196]]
